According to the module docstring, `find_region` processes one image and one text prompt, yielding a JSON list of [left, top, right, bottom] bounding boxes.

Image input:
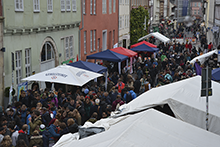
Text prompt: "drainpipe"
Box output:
[[118, 0, 120, 46], [79, 0, 84, 60]]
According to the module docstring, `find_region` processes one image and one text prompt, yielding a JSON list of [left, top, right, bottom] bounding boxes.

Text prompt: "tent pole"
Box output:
[[118, 62, 121, 74], [105, 72, 107, 91]]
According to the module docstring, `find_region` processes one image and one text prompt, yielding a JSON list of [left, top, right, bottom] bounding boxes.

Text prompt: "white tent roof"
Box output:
[[117, 76, 220, 135], [190, 49, 218, 65], [54, 109, 220, 147], [22, 64, 103, 86], [138, 32, 170, 43]]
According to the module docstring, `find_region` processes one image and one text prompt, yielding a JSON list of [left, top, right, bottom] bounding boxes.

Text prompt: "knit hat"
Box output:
[[39, 124, 46, 132]]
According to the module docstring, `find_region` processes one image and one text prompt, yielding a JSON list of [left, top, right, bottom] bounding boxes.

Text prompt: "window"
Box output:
[[66, 0, 71, 11], [61, 0, 65, 11], [72, 0, 77, 11], [113, 30, 115, 47], [15, 0, 24, 11], [194, 10, 196, 15], [125, 0, 129, 4], [94, 0, 96, 14], [69, 36, 73, 58], [94, 30, 96, 51], [119, 0, 123, 5], [65, 37, 69, 59], [102, 0, 107, 14], [194, 2, 196, 7], [113, 0, 116, 13], [198, 3, 201, 7], [122, 15, 124, 29], [90, 0, 93, 14], [25, 49, 31, 77], [109, 0, 112, 14], [97, 38, 100, 52], [33, 0, 40, 12], [90, 30, 93, 52], [41, 42, 55, 62], [84, 31, 87, 54], [83, 0, 86, 14], [119, 16, 122, 29], [15, 51, 22, 84], [47, 0, 53, 12]]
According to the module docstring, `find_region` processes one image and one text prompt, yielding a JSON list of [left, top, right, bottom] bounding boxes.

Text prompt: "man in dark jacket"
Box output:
[[39, 124, 50, 147], [76, 100, 86, 125], [29, 110, 42, 135], [41, 107, 52, 127], [17, 124, 29, 146], [133, 76, 141, 96]]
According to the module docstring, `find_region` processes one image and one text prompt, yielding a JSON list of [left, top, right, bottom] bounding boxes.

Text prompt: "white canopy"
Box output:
[[190, 49, 218, 65], [138, 32, 170, 43], [54, 109, 220, 147], [22, 64, 103, 86], [117, 76, 220, 135]]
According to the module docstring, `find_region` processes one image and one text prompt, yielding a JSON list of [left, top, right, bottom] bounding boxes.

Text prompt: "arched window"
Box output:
[[41, 41, 54, 62]]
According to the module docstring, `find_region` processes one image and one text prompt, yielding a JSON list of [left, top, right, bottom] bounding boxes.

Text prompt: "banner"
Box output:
[[17, 81, 28, 101]]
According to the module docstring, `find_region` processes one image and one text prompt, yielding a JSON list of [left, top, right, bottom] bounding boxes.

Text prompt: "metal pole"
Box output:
[[206, 65, 209, 131]]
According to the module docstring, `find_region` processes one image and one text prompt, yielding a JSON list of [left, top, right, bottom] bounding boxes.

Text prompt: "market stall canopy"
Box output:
[[54, 109, 220, 147], [138, 32, 170, 43], [68, 61, 107, 74], [212, 68, 220, 81], [130, 40, 157, 49], [117, 76, 220, 136], [190, 49, 218, 65], [22, 65, 103, 86], [86, 49, 128, 62], [131, 44, 159, 52], [110, 47, 137, 57]]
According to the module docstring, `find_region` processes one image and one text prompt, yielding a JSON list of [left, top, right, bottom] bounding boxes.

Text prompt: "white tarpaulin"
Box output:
[[54, 109, 220, 147], [138, 32, 170, 43], [190, 49, 218, 65], [22, 65, 103, 86], [117, 76, 220, 135]]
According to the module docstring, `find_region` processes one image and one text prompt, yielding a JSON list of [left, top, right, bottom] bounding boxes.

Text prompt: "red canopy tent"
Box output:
[[130, 41, 157, 49], [110, 47, 137, 57], [110, 47, 137, 73]]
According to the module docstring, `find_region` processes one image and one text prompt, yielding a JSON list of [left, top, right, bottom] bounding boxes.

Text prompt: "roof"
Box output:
[[110, 47, 137, 57], [130, 41, 157, 49], [117, 76, 220, 135], [68, 61, 107, 74], [138, 32, 170, 43], [131, 44, 159, 52], [86, 49, 128, 62], [54, 109, 220, 147]]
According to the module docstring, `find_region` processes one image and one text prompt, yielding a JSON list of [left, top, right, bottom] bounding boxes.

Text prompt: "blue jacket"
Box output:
[[129, 90, 137, 99], [20, 108, 27, 124], [47, 124, 60, 141]]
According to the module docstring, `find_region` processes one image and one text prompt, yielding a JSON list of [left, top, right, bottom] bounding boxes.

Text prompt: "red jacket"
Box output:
[[116, 82, 125, 93]]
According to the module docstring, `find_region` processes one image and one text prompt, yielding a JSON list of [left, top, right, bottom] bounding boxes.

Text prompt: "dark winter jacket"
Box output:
[[40, 130, 50, 147], [17, 130, 29, 146], [68, 123, 78, 134]]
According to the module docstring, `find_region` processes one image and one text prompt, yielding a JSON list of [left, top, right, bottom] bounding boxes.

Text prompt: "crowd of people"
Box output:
[[0, 30, 219, 147]]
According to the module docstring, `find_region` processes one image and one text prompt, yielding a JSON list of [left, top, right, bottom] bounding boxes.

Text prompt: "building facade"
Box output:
[[190, 0, 202, 20], [0, 0, 4, 106], [80, 0, 119, 61], [3, 0, 81, 91], [119, 0, 130, 48]]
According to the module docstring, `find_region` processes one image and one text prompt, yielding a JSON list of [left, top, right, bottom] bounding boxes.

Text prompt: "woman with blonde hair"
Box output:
[[0, 135, 12, 147], [73, 109, 81, 125]]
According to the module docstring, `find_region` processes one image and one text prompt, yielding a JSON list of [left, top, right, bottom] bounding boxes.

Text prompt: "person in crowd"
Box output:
[[48, 91, 58, 108], [0, 135, 12, 147], [39, 124, 49, 147], [41, 107, 52, 127], [115, 78, 125, 93], [17, 124, 29, 147], [8, 122, 19, 146], [47, 119, 60, 147], [29, 110, 42, 135], [67, 118, 78, 134], [87, 112, 98, 124], [112, 95, 125, 111], [16, 140, 28, 147], [29, 130, 43, 147], [0, 127, 5, 143]]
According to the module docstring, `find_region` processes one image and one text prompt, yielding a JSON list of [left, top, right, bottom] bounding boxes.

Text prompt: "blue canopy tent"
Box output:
[[86, 49, 128, 74], [212, 68, 220, 81], [68, 61, 108, 89], [131, 44, 159, 52]]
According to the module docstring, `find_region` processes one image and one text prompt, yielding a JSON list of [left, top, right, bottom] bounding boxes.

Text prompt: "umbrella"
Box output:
[[22, 65, 103, 86]]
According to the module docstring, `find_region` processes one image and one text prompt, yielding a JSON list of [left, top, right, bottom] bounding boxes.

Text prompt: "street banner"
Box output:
[[17, 81, 28, 101]]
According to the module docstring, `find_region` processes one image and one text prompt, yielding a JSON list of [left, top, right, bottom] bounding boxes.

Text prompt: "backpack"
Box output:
[[126, 93, 133, 103]]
